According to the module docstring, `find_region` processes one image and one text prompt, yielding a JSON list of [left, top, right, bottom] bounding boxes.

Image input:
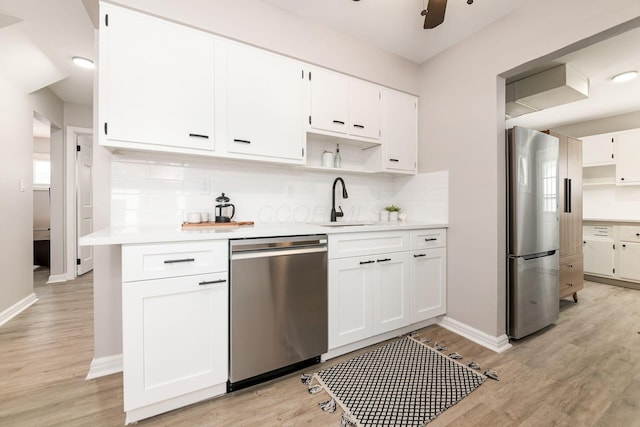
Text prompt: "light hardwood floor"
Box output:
[[1, 270, 640, 426]]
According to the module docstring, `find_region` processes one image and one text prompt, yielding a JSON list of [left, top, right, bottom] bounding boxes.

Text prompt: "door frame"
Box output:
[[65, 126, 93, 281]]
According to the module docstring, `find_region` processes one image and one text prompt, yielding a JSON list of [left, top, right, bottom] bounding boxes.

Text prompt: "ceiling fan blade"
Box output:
[[423, 0, 447, 29]]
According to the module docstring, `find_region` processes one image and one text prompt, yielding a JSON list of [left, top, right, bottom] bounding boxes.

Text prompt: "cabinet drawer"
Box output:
[[619, 226, 640, 242], [559, 255, 583, 298], [329, 231, 409, 259], [123, 241, 228, 282], [410, 229, 446, 250], [583, 225, 612, 238]]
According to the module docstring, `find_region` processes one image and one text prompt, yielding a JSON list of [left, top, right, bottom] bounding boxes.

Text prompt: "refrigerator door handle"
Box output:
[[523, 250, 557, 260]]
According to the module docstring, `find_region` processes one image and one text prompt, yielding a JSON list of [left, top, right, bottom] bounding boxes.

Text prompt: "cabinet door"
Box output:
[[310, 69, 349, 134], [103, 5, 215, 150], [583, 239, 614, 277], [227, 44, 304, 161], [557, 134, 583, 258], [618, 242, 640, 282], [410, 247, 447, 323], [328, 257, 374, 349], [122, 273, 228, 411], [373, 252, 411, 334], [349, 80, 381, 140], [384, 91, 417, 172], [581, 133, 614, 166], [616, 129, 640, 184]]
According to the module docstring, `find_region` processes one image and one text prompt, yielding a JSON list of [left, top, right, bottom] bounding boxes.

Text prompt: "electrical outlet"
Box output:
[[202, 178, 210, 194], [19, 179, 25, 192]]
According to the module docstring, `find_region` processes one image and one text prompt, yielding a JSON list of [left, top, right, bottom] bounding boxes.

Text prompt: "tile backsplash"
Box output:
[[110, 153, 448, 227]]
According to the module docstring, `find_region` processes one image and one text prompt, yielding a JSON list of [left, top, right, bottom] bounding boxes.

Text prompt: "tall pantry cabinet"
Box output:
[[548, 131, 584, 302]]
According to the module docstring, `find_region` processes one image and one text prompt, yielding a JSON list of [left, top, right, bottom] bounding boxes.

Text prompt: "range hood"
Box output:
[[506, 64, 589, 118]]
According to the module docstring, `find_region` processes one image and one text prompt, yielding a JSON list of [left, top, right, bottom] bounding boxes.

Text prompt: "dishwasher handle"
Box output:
[[231, 245, 327, 260]]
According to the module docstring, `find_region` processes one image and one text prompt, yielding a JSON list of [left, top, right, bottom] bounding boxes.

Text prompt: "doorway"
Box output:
[[66, 126, 94, 278]]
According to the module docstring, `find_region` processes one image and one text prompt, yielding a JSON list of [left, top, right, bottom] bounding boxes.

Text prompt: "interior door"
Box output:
[[76, 133, 93, 275]]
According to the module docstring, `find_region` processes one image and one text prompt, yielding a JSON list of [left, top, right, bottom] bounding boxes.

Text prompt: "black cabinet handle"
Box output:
[[163, 258, 195, 264], [332, 120, 345, 125], [189, 133, 209, 139], [621, 177, 625, 181], [353, 124, 365, 129], [234, 139, 251, 144], [636, 233, 639, 237], [377, 258, 391, 263], [424, 238, 438, 242], [623, 244, 627, 248], [564, 178, 572, 213], [414, 254, 427, 258], [359, 260, 375, 265], [199, 279, 227, 286], [389, 159, 399, 162]]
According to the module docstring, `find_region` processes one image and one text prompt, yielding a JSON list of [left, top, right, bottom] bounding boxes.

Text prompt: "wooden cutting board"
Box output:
[[181, 221, 254, 229]]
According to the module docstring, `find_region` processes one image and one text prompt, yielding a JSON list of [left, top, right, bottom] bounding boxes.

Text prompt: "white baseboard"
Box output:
[[86, 354, 123, 380], [438, 316, 512, 353], [47, 274, 67, 284], [0, 293, 38, 327]]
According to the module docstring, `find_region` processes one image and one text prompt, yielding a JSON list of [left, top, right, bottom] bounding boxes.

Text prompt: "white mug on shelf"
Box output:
[[200, 212, 209, 223], [379, 210, 390, 222], [321, 151, 334, 168]]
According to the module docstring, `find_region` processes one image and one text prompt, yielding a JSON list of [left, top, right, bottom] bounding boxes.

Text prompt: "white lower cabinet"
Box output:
[[328, 229, 445, 351], [410, 247, 447, 323], [121, 242, 228, 424], [618, 242, 640, 281], [583, 238, 615, 277], [328, 252, 410, 349]]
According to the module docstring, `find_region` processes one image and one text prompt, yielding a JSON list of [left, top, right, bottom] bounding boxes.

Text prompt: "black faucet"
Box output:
[[330, 177, 349, 222]]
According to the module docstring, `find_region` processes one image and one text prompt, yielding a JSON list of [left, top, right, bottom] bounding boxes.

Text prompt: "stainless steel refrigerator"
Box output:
[[507, 127, 560, 339]]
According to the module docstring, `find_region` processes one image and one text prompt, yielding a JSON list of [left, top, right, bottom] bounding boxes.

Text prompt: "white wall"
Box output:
[[0, 76, 64, 315], [418, 0, 640, 338]]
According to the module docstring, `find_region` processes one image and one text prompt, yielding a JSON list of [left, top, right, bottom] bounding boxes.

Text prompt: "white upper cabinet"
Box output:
[[581, 133, 615, 166], [309, 68, 381, 141], [309, 69, 350, 134], [101, 4, 216, 151], [349, 80, 382, 139], [384, 90, 417, 173], [226, 43, 304, 162], [615, 129, 640, 184]]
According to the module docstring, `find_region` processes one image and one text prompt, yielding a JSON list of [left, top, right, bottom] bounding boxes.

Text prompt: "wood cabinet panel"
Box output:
[[559, 254, 583, 299]]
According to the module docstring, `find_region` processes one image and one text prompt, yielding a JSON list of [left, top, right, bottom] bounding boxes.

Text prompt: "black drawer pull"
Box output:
[[359, 260, 375, 265], [234, 139, 251, 144], [353, 124, 365, 129], [424, 238, 438, 242], [623, 244, 626, 248], [199, 279, 227, 286], [377, 258, 391, 263], [636, 233, 639, 237], [332, 120, 345, 125], [414, 254, 427, 258], [389, 159, 399, 162], [189, 133, 209, 139], [164, 258, 195, 264]]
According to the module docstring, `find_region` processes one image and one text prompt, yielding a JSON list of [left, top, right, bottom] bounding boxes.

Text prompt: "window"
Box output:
[[33, 153, 51, 188]]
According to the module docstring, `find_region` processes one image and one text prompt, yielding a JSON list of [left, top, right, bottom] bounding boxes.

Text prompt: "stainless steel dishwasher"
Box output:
[[228, 235, 328, 391]]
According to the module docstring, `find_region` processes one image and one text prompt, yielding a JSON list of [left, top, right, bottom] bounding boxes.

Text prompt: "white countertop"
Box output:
[[80, 221, 448, 246], [583, 218, 640, 224]]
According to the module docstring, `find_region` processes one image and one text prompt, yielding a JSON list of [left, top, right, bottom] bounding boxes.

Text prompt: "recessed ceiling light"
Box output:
[[611, 71, 638, 83], [72, 56, 95, 69]]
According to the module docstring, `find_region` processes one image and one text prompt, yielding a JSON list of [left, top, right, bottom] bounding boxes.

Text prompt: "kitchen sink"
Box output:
[[311, 222, 375, 227]]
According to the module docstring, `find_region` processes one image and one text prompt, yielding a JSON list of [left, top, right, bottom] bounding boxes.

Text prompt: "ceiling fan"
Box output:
[[421, 0, 474, 29]]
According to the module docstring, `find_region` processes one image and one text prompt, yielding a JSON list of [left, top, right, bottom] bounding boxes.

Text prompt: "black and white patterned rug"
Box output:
[[311, 336, 486, 426]]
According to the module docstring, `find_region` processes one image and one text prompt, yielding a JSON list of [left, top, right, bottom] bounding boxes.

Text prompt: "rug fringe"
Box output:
[[308, 384, 322, 394], [319, 398, 337, 413], [340, 412, 357, 426], [300, 373, 313, 385]]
